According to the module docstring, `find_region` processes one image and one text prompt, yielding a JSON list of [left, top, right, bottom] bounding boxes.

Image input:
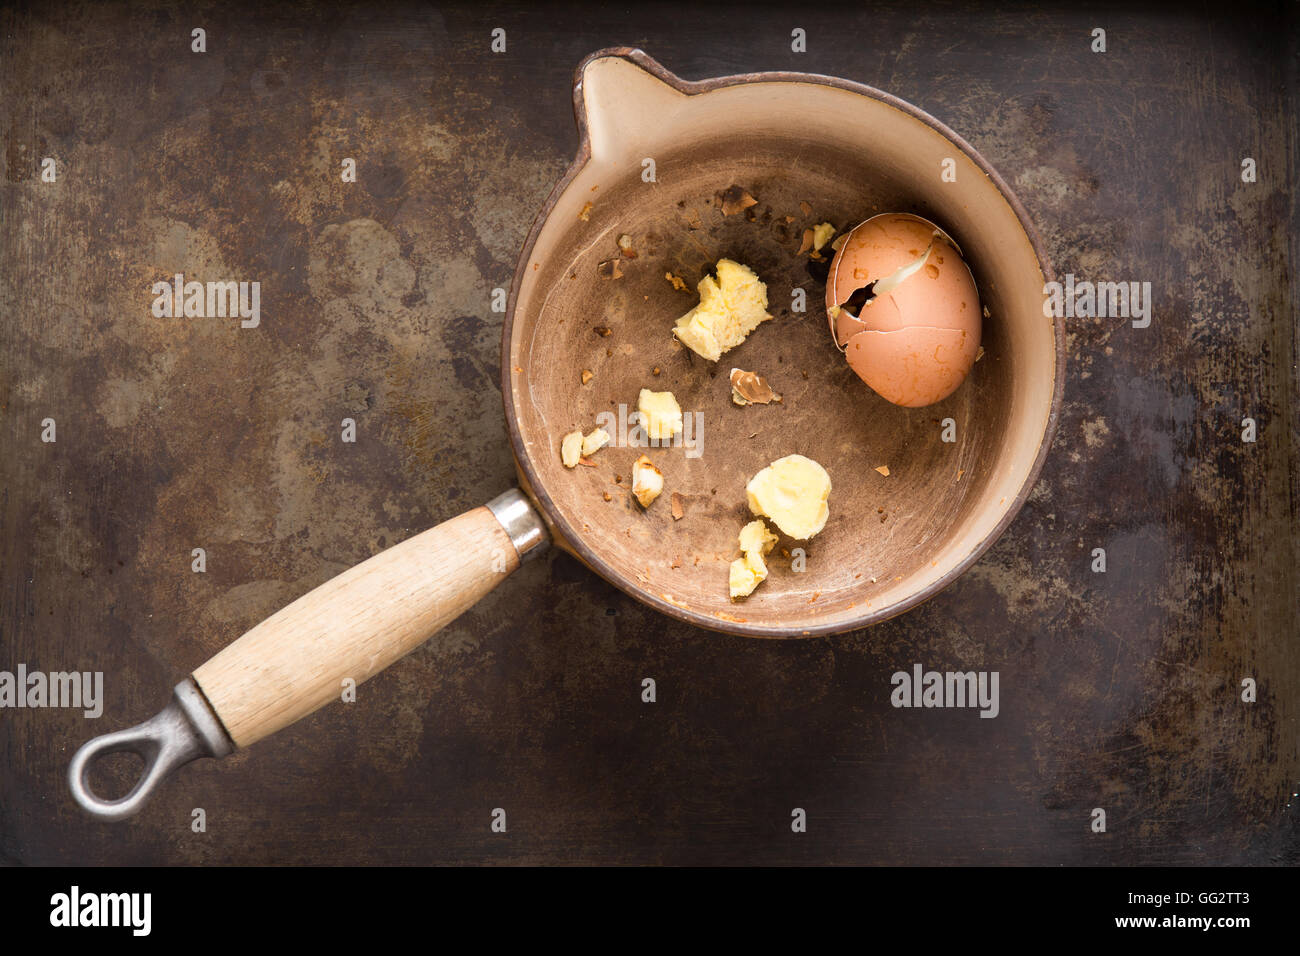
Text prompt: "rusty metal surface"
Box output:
[[1, 1, 1296, 864]]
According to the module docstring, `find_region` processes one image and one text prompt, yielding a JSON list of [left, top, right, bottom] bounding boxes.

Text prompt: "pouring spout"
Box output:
[[68, 678, 234, 821], [575, 49, 688, 165]]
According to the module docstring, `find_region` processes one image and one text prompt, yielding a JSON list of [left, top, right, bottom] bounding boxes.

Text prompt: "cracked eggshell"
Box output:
[[826, 213, 981, 407], [844, 325, 978, 408]]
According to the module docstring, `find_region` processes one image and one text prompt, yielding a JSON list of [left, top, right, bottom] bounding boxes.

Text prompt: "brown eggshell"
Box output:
[[827, 213, 978, 329], [861, 242, 978, 336], [827, 215, 931, 333], [844, 326, 979, 408], [826, 212, 982, 407]]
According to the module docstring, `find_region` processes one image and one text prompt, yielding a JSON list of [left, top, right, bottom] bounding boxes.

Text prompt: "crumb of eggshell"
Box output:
[[717, 185, 758, 216], [730, 368, 780, 405]]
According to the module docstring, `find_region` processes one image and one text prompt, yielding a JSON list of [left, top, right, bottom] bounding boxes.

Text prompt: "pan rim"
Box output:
[[500, 46, 1064, 639]]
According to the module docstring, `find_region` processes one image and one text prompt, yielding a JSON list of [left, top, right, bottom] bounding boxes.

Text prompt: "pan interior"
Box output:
[[508, 100, 1050, 635]]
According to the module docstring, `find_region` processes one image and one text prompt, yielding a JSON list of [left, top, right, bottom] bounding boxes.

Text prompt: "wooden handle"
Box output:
[[193, 507, 518, 748]]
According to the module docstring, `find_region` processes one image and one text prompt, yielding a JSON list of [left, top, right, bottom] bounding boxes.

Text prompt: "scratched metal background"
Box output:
[[1, 0, 1296, 865]]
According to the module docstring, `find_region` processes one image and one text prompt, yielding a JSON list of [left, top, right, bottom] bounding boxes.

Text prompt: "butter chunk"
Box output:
[[673, 259, 772, 362], [729, 551, 768, 599], [729, 519, 778, 600], [745, 454, 831, 539], [581, 427, 610, 457], [738, 519, 779, 556], [632, 455, 664, 508], [637, 388, 682, 441], [811, 221, 835, 252], [561, 431, 583, 469]]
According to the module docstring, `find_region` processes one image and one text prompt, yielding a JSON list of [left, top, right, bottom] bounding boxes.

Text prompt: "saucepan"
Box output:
[[70, 48, 1062, 819]]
